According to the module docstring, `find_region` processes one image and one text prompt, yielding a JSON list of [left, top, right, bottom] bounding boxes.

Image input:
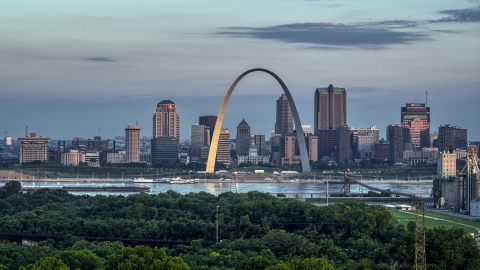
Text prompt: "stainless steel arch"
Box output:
[[206, 68, 311, 173]]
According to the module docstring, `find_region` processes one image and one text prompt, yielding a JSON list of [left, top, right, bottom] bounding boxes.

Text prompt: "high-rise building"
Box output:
[[153, 100, 180, 139], [351, 126, 379, 159], [191, 124, 210, 157], [281, 133, 300, 166], [236, 119, 251, 156], [307, 135, 318, 162], [125, 125, 140, 163], [151, 137, 179, 163], [438, 124, 467, 152], [387, 124, 403, 164], [317, 130, 336, 159], [217, 129, 231, 165], [199, 115, 217, 143], [437, 150, 456, 179], [18, 133, 50, 163], [374, 139, 390, 160], [336, 125, 352, 163], [275, 94, 293, 134], [314, 84, 346, 132], [253, 134, 265, 156], [401, 103, 430, 149]]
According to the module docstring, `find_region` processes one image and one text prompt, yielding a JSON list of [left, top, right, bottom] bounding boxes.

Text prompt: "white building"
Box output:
[[237, 140, 270, 165], [61, 150, 85, 166], [107, 152, 126, 163], [437, 151, 456, 179]]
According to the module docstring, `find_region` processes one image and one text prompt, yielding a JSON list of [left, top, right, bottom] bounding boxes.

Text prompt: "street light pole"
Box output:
[[216, 205, 219, 243]]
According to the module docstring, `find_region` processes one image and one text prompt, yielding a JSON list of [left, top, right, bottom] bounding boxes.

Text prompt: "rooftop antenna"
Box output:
[[426, 91, 428, 107], [2, 131, 7, 139], [25, 126, 28, 137], [136, 120, 138, 126]]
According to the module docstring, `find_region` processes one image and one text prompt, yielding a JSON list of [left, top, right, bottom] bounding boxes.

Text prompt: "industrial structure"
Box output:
[[433, 146, 480, 214]]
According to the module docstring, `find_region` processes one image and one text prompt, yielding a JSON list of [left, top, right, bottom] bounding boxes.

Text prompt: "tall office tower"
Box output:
[[307, 135, 318, 162], [336, 125, 352, 163], [151, 137, 179, 163], [270, 134, 282, 164], [199, 115, 217, 143], [438, 124, 467, 152], [401, 103, 430, 149], [351, 126, 380, 159], [314, 84, 346, 132], [374, 139, 390, 159], [153, 100, 180, 139], [275, 94, 293, 134], [317, 130, 336, 159], [125, 125, 140, 163], [280, 133, 300, 166], [191, 124, 210, 157], [253, 134, 265, 156], [217, 129, 231, 165], [430, 131, 439, 148], [387, 124, 404, 164], [236, 119, 251, 156], [18, 133, 50, 163]]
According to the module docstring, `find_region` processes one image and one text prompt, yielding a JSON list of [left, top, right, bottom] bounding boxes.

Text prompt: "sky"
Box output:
[[1, 0, 479, 141]]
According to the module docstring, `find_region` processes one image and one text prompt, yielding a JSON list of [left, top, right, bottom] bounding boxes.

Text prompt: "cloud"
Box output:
[[216, 21, 428, 50], [432, 5, 480, 23], [86, 57, 115, 62]]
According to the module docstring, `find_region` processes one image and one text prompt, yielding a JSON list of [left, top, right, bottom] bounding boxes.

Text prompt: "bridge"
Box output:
[[0, 232, 213, 247], [341, 169, 431, 201]]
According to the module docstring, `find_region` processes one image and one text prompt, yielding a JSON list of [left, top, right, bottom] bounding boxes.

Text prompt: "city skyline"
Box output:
[[1, 1, 479, 140]]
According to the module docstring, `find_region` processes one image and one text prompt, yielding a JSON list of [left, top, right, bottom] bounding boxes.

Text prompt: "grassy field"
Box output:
[[390, 210, 480, 234]]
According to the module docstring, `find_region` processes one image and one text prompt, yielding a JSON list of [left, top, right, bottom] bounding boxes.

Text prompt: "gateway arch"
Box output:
[[206, 68, 311, 173]]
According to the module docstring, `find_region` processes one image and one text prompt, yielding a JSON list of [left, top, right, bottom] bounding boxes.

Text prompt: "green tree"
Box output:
[[56, 249, 102, 270], [3, 180, 21, 196], [104, 246, 189, 270], [21, 257, 69, 270]]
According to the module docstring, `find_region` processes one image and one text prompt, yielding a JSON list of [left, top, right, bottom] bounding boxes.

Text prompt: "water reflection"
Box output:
[[19, 180, 432, 198]]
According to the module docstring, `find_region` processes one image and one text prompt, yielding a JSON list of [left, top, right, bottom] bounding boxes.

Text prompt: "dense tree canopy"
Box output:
[[0, 180, 479, 269]]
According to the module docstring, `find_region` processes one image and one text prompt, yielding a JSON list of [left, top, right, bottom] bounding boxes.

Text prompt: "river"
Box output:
[[17, 180, 433, 198]]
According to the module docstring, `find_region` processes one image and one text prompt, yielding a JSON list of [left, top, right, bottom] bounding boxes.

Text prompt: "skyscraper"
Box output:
[[314, 84, 346, 132], [387, 124, 403, 164], [401, 103, 430, 149], [438, 124, 467, 152], [253, 134, 265, 156], [191, 124, 210, 157], [217, 129, 231, 165], [275, 94, 293, 134], [314, 85, 347, 162], [153, 100, 180, 139], [125, 125, 140, 163], [199, 115, 217, 143], [236, 119, 251, 156], [336, 125, 352, 163]]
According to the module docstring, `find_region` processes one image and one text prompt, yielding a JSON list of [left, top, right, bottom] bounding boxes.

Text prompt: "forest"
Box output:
[[0, 180, 479, 269]]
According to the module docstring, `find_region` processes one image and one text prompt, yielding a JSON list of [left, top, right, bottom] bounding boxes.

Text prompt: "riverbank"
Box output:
[[0, 178, 432, 184]]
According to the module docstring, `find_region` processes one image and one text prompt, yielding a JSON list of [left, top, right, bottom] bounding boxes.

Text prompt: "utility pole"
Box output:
[[216, 205, 219, 243]]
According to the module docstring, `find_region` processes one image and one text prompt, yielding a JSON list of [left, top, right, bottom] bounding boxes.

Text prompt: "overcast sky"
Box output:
[[1, 0, 479, 141]]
